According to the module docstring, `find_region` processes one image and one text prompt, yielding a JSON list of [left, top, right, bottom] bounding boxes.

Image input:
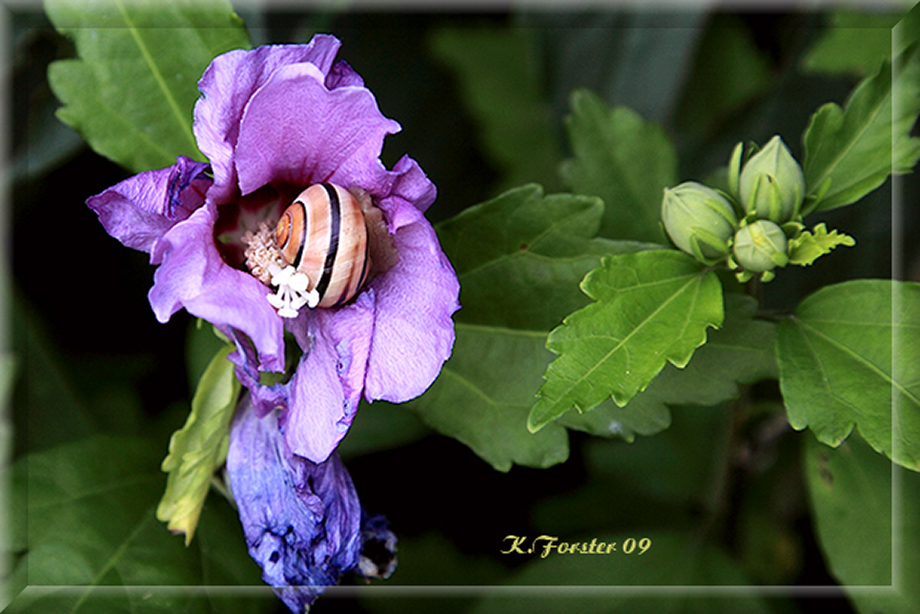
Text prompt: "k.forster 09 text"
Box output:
[[501, 535, 652, 558]]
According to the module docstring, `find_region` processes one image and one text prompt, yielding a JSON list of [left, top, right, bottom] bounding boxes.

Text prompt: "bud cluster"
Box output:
[[660, 135, 851, 283]]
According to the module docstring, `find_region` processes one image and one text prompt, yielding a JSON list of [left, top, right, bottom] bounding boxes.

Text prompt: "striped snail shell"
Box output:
[[275, 182, 370, 308]]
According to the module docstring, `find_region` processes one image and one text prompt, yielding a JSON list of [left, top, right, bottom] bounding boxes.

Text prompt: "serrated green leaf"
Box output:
[[561, 89, 677, 242], [562, 293, 777, 441], [470, 531, 772, 614], [436, 184, 606, 331], [418, 185, 652, 470], [156, 345, 240, 544], [8, 436, 270, 613], [777, 280, 920, 471], [788, 222, 856, 266], [430, 28, 562, 194], [802, 43, 920, 213], [529, 250, 724, 433], [45, 0, 251, 174], [805, 432, 920, 613]]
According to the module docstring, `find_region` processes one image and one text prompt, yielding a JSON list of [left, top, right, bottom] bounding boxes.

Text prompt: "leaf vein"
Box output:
[[115, 0, 199, 156]]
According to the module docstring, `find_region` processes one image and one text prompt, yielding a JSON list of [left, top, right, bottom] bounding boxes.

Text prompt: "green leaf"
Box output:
[[562, 293, 777, 441], [529, 250, 724, 433], [416, 185, 648, 470], [776, 280, 920, 471], [407, 323, 568, 472], [45, 0, 251, 174], [561, 89, 677, 242], [804, 434, 891, 586], [8, 436, 270, 613], [12, 291, 97, 452], [802, 43, 920, 213], [583, 406, 731, 506], [894, 3, 920, 59], [470, 531, 772, 614], [157, 345, 240, 545], [787, 222, 856, 266], [805, 433, 920, 613], [800, 10, 901, 77], [436, 184, 607, 331], [429, 28, 563, 194]]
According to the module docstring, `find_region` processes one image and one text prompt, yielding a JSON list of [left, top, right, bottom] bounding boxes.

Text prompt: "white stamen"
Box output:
[[265, 264, 319, 318], [242, 222, 318, 318]]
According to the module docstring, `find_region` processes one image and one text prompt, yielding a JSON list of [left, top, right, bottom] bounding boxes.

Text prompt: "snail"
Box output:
[[274, 182, 396, 309]]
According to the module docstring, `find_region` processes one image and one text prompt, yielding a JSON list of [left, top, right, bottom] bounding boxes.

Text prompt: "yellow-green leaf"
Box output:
[[156, 345, 240, 544]]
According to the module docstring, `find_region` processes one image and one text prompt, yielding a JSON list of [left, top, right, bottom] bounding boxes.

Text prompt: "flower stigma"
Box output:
[[244, 221, 318, 318]]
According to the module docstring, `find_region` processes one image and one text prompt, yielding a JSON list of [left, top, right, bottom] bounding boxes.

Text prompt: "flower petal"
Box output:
[[193, 36, 344, 203], [86, 156, 209, 255], [227, 396, 362, 613], [389, 155, 438, 213], [148, 201, 285, 372], [325, 60, 365, 89], [281, 294, 375, 463], [224, 328, 288, 418], [233, 62, 400, 197], [364, 196, 460, 403]]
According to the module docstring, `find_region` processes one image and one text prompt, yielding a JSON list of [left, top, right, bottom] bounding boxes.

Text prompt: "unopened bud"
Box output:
[[661, 182, 738, 265], [732, 220, 789, 275], [738, 135, 805, 224]]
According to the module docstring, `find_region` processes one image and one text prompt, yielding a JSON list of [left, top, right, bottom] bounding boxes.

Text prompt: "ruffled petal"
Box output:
[[86, 156, 209, 256], [193, 36, 344, 202], [226, 396, 362, 613], [233, 62, 400, 197], [325, 60, 364, 89], [281, 293, 375, 463], [388, 155, 438, 213], [363, 195, 460, 403], [148, 201, 285, 372]]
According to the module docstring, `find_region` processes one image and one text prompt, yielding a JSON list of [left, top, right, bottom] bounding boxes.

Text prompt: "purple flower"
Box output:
[[227, 395, 397, 612], [87, 35, 460, 463]]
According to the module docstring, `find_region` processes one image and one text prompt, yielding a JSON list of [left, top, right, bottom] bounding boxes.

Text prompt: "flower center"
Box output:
[[242, 222, 319, 319], [233, 183, 399, 318]]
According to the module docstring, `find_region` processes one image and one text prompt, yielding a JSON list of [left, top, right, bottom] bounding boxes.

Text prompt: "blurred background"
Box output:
[[7, 1, 918, 613]]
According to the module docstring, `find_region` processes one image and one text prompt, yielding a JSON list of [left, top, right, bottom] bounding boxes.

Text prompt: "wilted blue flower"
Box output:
[[228, 395, 396, 612]]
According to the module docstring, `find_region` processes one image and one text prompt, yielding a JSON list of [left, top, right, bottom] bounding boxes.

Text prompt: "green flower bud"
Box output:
[[738, 135, 805, 224], [661, 181, 738, 264], [732, 220, 789, 274]]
